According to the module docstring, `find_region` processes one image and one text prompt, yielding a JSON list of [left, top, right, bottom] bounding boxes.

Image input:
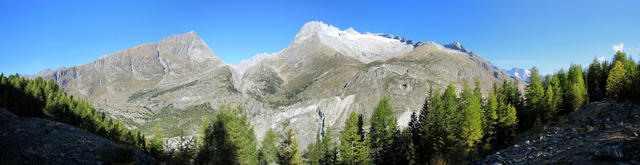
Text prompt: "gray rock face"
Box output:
[[37, 21, 522, 150]]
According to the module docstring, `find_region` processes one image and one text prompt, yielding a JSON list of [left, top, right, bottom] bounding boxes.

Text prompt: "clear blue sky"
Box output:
[[1, 0, 639, 75]]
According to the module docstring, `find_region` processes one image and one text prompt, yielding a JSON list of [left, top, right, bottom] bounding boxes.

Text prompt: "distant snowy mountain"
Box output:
[[505, 68, 531, 82]]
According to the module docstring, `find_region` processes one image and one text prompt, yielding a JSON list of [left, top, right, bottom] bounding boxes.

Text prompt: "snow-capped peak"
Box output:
[[294, 21, 415, 63], [505, 67, 531, 82]]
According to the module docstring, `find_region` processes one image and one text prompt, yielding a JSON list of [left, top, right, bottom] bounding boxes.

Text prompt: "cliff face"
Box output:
[[37, 22, 522, 149]]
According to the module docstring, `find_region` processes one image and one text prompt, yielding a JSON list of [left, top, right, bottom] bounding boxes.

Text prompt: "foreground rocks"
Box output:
[[482, 100, 640, 164], [0, 107, 155, 164]]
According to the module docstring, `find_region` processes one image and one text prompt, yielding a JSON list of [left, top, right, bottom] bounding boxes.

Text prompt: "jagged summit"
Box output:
[[443, 41, 470, 53]]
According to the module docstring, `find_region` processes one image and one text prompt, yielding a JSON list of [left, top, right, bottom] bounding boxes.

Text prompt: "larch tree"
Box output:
[[460, 83, 483, 150], [587, 58, 606, 102], [525, 67, 544, 127], [278, 128, 302, 165], [566, 64, 587, 111], [339, 111, 369, 165], [606, 61, 626, 101], [367, 97, 397, 164], [260, 128, 279, 165]]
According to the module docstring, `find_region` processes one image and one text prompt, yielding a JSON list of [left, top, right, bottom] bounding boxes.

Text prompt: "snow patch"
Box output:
[[294, 21, 415, 63]]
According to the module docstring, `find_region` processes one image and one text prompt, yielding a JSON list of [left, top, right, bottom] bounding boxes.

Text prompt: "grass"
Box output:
[[140, 103, 215, 138], [127, 80, 199, 102]]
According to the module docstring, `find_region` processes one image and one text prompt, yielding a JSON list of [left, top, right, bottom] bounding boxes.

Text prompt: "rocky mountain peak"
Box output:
[[161, 30, 201, 44], [294, 21, 337, 41], [158, 31, 222, 65], [443, 41, 470, 53]]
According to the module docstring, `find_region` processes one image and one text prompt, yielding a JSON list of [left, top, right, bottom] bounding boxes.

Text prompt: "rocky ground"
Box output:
[[0, 107, 155, 165], [482, 100, 640, 164]]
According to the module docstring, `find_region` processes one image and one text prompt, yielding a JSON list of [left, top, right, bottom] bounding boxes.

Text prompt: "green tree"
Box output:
[[635, 61, 640, 103], [442, 84, 461, 140], [460, 83, 483, 150], [565, 64, 587, 112], [494, 82, 520, 148], [607, 61, 626, 101], [304, 127, 337, 165], [587, 58, 606, 102], [611, 51, 637, 100], [543, 75, 556, 122], [524, 67, 544, 127], [550, 73, 564, 115], [278, 128, 302, 165], [149, 128, 166, 160], [197, 105, 258, 165], [339, 111, 370, 164], [368, 97, 397, 164], [495, 103, 518, 148], [305, 140, 322, 165], [260, 128, 279, 165], [197, 118, 237, 164], [480, 86, 498, 153]]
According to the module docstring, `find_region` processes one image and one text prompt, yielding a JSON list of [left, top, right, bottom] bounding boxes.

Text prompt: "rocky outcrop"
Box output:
[[0, 107, 155, 164], [482, 100, 640, 164]]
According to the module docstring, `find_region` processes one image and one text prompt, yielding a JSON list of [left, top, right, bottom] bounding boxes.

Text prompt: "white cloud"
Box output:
[[597, 56, 606, 62], [612, 43, 624, 52]]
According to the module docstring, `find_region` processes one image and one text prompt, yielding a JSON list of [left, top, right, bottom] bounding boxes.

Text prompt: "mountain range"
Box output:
[[33, 21, 523, 149]]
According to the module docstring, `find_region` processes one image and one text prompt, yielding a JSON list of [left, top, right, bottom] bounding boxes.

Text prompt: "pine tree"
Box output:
[[409, 87, 436, 163], [607, 61, 626, 101], [367, 97, 397, 164], [496, 103, 518, 148], [278, 128, 302, 165], [304, 127, 337, 165], [340, 111, 369, 164], [611, 51, 637, 100], [481, 86, 498, 153], [460, 83, 483, 150], [442, 84, 460, 142], [197, 105, 257, 165], [587, 58, 606, 102], [550, 73, 564, 114], [566, 64, 587, 112], [305, 140, 322, 165], [494, 82, 520, 148], [525, 67, 545, 127], [543, 75, 556, 122], [635, 61, 640, 103], [149, 128, 166, 160], [261, 128, 279, 165]]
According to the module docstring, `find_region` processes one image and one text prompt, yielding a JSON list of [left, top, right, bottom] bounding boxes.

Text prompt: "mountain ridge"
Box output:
[[32, 21, 522, 150]]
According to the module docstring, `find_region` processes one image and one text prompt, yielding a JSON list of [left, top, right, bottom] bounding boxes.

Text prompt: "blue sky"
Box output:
[[1, 0, 639, 75]]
